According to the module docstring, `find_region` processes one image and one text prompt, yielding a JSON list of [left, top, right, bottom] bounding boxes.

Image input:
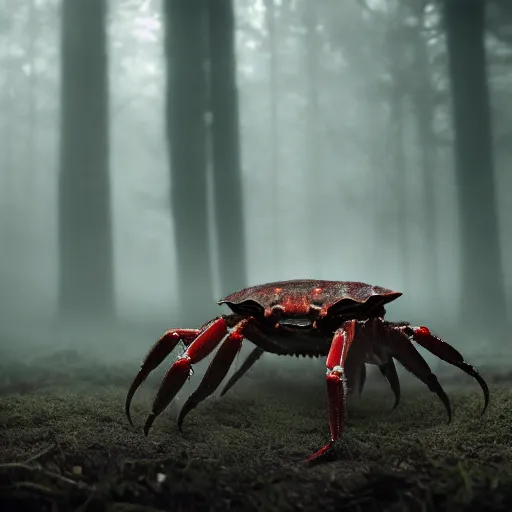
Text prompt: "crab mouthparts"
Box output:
[[277, 317, 314, 329]]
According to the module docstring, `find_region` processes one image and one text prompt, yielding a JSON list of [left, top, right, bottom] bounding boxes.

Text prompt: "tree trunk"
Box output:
[[58, 0, 114, 322], [303, 1, 321, 276], [0, 11, 13, 303], [388, 75, 409, 292], [411, 28, 439, 307], [27, 0, 37, 185], [264, 0, 280, 272], [207, 0, 247, 297], [163, 0, 214, 323], [443, 0, 507, 333]]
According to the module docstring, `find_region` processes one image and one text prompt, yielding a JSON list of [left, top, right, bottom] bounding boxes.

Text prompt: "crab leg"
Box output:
[[346, 363, 366, 396], [307, 319, 357, 463], [379, 359, 401, 410], [404, 325, 489, 413], [385, 328, 452, 422], [220, 346, 265, 397], [177, 319, 250, 430], [125, 328, 201, 426], [141, 317, 229, 435], [356, 364, 366, 395]]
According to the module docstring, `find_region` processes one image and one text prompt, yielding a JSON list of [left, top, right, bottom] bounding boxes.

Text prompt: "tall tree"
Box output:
[[264, 0, 280, 272], [0, 6, 12, 305], [207, 0, 247, 296], [385, 23, 410, 292], [27, 0, 37, 185], [58, 0, 114, 321], [303, 0, 322, 276], [410, 14, 439, 305], [443, 0, 507, 332], [163, 0, 214, 322], [0, 9, 12, 256]]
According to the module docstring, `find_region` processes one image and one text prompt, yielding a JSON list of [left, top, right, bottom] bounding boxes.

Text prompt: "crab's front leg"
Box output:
[[177, 318, 252, 430], [125, 327, 202, 426], [125, 314, 241, 427], [403, 324, 489, 413], [143, 316, 251, 435], [307, 319, 357, 463]]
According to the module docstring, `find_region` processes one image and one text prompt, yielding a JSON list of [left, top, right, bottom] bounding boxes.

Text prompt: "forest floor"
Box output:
[[1, 345, 512, 512]]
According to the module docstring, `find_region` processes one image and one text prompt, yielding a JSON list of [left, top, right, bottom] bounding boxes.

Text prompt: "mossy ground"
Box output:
[[1, 348, 512, 511]]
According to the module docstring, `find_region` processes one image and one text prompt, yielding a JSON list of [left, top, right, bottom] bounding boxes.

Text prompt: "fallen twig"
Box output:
[[0, 481, 63, 499], [24, 442, 58, 464], [0, 462, 95, 491]]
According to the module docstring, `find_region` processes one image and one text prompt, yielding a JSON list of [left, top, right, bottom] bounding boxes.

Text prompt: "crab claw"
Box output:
[[407, 325, 489, 414], [177, 324, 246, 431], [379, 359, 401, 410], [144, 358, 192, 435], [125, 328, 200, 426], [386, 326, 452, 422], [143, 317, 228, 435]]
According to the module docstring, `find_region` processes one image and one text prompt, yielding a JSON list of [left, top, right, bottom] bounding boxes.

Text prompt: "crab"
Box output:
[[125, 279, 489, 462]]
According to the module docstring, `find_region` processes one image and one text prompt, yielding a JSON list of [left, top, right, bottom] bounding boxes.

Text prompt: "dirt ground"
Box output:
[[1, 347, 512, 512]]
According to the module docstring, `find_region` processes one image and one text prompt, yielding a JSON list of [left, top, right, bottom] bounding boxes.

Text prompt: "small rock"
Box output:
[[72, 465, 82, 475]]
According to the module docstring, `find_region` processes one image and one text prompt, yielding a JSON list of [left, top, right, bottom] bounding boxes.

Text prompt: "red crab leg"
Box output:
[[307, 319, 357, 463], [220, 346, 265, 397], [379, 359, 401, 410], [125, 328, 201, 426], [404, 325, 489, 413], [385, 327, 452, 422], [143, 316, 229, 435], [177, 319, 250, 430], [221, 324, 294, 397]]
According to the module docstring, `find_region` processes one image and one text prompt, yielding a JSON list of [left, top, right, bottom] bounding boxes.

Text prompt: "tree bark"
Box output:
[[207, 0, 247, 296], [388, 81, 409, 291], [264, 0, 280, 272], [303, 1, 322, 276], [411, 25, 439, 305], [443, 0, 507, 331], [163, 0, 215, 322], [27, 0, 37, 185], [386, 24, 409, 292], [58, 0, 114, 321]]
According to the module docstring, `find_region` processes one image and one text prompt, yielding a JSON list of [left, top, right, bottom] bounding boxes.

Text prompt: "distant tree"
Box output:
[[443, 0, 507, 333], [207, 0, 247, 296], [409, 7, 439, 304], [487, 0, 512, 151], [385, 1, 442, 303], [383, 20, 410, 291], [27, 0, 37, 184], [303, 0, 322, 275], [1, 5, 13, 212], [488, 0, 512, 44], [58, 0, 114, 322], [263, 0, 280, 271], [162, 0, 214, 322], [320, 1, 415, 288]]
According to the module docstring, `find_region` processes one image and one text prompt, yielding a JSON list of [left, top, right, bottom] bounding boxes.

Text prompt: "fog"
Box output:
[[1, 0, 511, 382]]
